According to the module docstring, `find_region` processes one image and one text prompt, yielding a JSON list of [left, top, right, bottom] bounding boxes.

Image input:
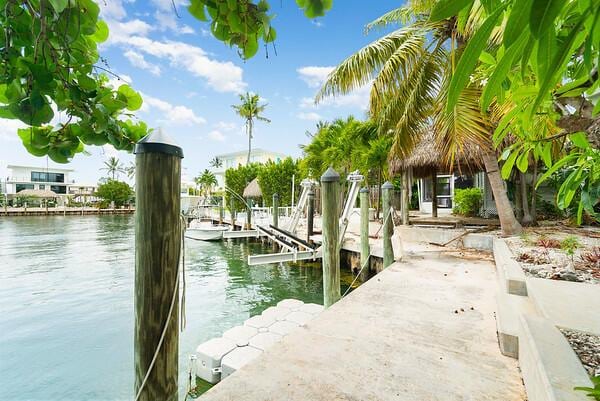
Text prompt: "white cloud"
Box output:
[[141, 93, 206, 126], [106, 29, 246, 93], [213, 121, 237, 131], [98, 0, 135, 21], [105, 19, 154, 44], [0, 119, 25, 142], [124, 50, 161, 75], [151, 0, 196, 34], [180, 25, 195, 34], [106, 74, 133, 89], [208, 130, 226, 141], [297, 112, 322, 121], [297, 66, 334, 88]]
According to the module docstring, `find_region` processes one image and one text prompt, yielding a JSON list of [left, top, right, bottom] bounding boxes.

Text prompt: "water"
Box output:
[[0, 215, 353, 401]]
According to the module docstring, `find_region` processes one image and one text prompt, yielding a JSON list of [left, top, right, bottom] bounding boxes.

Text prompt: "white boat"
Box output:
[[185, 220, 230, 241]]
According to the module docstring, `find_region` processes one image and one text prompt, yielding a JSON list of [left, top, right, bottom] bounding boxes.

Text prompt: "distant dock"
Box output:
[[1, 207, 135, 217]]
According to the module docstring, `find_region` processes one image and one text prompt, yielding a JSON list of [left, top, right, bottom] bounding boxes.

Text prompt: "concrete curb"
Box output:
[[397, 226, 494, 250], [493, 238, 528, 296], [519, 315, 593, 401]]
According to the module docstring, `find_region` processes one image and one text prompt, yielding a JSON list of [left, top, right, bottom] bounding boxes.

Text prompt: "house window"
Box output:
[[31, 172, 64, 182], [50, 185, 66, 194], [422, 175, 453, 208], [38, 185, 45, 190], [454, 175, 474, 190], [16, 184, 34, 192]]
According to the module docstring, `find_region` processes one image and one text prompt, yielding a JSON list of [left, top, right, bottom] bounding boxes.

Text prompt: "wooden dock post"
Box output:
[[246, 198, 252, 230], [382, 181, 394, 268], [321, 167, 341, 307], [272, 193, 279, 228], [219, 196, 224, 225], [230, 196, 236, 229], [133, 130, 183, 401], [401, 170, 410, 225], [307, 188, 315, 242], [359, 187, 370, 282]]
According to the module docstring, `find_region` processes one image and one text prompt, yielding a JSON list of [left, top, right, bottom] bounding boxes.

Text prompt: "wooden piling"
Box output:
[[272, 193, 279, 228], [382, 181, 394, 268], [321, 167, 341, 307], [359, 187, 370, 282], [134, 131, 183, 401], [307, 188, 315, 242], [431, 168, 438, 218], [230, 196, 236, 229], [401, 170, 410, 225], [219, 196, 224, 225], [246, 198, 252, 230]]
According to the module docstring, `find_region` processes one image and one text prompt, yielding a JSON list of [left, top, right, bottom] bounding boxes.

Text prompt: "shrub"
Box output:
[[560, 236, 580, 261], [452, 188, 482, 217], [95, 180, 134, 207]]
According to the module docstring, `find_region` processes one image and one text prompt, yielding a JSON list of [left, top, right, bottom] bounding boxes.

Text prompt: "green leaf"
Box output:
[[117, 85, 143, 111], [479, 51, 496, 65], [516, 149, 530, 172], [529, 0, 565, 38], [48, 0, 69, 13], [536, 153, 578, 188], [555, 76, 589, 95], [569, 132, 589, 148], [536, 28, 555, 79], [243, 35, 259, 59], [501, 148, 520, 179], [90, 20, 109, 43], [446, 4, 506, 113], [541, 142, 552, 168], [481, 30, 529, 111], [503, 0, 533, 46], [188, 0, 207, 21], [429, 0, 473, 22]]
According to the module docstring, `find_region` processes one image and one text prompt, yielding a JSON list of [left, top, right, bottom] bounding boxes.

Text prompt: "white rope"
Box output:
[[134, 215, 186, 401], [342, 252, 371, 298]]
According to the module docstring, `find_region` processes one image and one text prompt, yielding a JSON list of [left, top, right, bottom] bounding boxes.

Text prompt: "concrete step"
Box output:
[[493, 238, 527, 296], [519, 316, 593, 401], [495, 292, 540, 358]]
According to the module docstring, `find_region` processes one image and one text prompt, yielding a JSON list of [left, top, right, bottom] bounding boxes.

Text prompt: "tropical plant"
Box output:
[[101, 157, 125, 180], [209, 157, 223, 169], [125, 162, 136, 181], [438, 0, 599, 224], [560, 236, 581, 262], [224, 163, 261, 214], [95, 180, 133, 207], [195, 169, 218, 197], [452, 188, 483, 217], [316, 0, 523, 235], [575, 375, 600, 401], [257, 158, 302, 207], [232, 92, 271, 165]]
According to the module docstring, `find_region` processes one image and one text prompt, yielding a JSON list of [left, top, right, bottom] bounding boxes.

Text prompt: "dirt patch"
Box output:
[[560, 328, 600, 377]]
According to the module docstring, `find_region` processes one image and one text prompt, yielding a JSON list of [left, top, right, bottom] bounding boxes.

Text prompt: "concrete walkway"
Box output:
[[201, 253, 525, 401]]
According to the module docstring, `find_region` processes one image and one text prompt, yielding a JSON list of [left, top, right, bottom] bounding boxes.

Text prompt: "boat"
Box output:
[[185, 220, 230, 241]]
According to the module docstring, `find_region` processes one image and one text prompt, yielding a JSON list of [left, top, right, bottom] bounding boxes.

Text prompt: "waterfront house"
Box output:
[[212, 149, 287, 190]]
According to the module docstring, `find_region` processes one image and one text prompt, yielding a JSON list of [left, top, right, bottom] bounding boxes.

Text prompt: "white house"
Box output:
[[212, 148, 288, 189]]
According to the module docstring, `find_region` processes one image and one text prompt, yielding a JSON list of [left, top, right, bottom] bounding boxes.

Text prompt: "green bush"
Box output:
[[257, 158, 302, 207], [452, 188, 482, 217], [95, 180, 133, 207], [224, 163, 262, 213]]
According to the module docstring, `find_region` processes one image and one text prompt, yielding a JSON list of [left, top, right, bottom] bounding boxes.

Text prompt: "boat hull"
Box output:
[[185, 227, 229, 241]]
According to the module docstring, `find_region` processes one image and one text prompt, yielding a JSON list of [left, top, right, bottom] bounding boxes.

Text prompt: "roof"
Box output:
[[388, 130, 483, 178], [16, 189, 59, 197], [243, 178, 262, 198], [214, 148, 287, 159], [7, 164, 74, 172]]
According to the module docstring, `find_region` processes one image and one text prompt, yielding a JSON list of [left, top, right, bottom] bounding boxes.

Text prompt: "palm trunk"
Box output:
[[246, 121, 252, 165], [482, 150, 522, 236], [376, 167, 382, 219], [520, 171, 533, 226]]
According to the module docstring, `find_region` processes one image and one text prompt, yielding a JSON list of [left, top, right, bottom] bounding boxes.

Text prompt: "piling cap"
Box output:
[[381, 181, 394, 189], [320, 167, 340, 182], [360, 187, 370, 193], [134, 129, 184, 158]]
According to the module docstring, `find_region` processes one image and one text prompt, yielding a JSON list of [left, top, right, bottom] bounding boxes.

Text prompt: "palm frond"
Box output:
[[364, 7, 415, 33]]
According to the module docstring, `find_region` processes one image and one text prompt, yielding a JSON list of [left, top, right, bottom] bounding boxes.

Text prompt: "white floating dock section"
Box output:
[[193, 299, 323, 384]]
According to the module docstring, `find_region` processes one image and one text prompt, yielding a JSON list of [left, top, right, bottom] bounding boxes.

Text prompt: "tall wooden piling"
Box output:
[[134, 131, 182, 401], [219, 196, 224, 225], [401, 170, 410, 225], [321, 167, 341, 307], [382, 181, 394, 268], [359, 187, 370, 282], [307, 188, 315, 242], [272, 193, 279, 228], [246, 198, 252, 230], [230, 197, 236, 229]]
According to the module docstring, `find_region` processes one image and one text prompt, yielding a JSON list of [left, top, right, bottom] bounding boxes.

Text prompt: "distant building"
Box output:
[[212, 148, 288, 189], [3, 165, 97, 200]]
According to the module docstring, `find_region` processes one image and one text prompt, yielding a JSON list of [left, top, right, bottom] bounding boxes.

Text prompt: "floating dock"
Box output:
[[194, 299, 324, 385]]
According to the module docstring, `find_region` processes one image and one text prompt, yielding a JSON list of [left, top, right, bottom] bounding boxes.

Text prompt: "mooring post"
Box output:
[[382, 181, 394, 268], [134, 130, 182, 401], [321, 167, 341, 307], [359, 187, 370, 282], [219, 196, 224, 225], [230, 196, 236, 229], [401, 170, 410, 225], [272, 193, 279, 228], [246, 198, 252, 229], [307, 188, 315, 242]]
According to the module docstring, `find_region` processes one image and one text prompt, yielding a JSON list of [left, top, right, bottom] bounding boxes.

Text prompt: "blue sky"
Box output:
[[0, 0, 399, 184]]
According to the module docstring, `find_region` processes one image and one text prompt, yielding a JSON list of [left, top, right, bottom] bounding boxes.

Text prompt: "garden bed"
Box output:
[[504, 227, 600, 285], [560, 328, 600, 377]]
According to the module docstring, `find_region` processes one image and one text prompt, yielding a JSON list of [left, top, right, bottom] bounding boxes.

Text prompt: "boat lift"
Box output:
[[247, 171, 364, 266]]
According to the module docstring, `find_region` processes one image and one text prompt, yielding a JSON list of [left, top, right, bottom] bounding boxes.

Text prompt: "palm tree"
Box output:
[[195, 169, 218, 197], [316, 2, 522, 235], [209, 157, 223, 169], [232, 92, 271, 165], [101, 157, 124, 181], [125, 161, 136, 181]]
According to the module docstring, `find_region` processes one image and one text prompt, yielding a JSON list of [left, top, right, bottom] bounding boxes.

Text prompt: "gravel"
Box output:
[[560, 329, 600, 377]]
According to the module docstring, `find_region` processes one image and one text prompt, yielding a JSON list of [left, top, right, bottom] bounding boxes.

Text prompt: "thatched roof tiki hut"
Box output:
[[389, 131, 482, 221], [16, 189, 59, 213]]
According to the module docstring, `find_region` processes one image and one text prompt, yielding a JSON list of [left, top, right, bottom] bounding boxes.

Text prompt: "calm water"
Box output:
[[0, 215, 351, 401]]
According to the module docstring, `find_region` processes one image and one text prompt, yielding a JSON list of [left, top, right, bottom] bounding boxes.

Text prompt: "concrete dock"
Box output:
[[200, 252, 525, 401]]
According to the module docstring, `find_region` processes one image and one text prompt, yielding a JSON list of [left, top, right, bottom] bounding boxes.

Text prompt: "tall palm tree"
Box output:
[[195, 169, 218, 197], [209, 157, 223, 169], [125, 161, 136, 180], [101, 157, 124, 181], [232, 92, 271, 165], [316, 1, 522, 235]]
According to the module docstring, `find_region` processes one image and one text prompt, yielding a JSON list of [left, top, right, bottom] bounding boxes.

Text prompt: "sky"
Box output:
[[0, 0, 399, 184]]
